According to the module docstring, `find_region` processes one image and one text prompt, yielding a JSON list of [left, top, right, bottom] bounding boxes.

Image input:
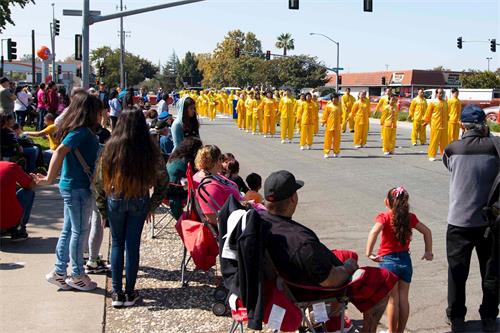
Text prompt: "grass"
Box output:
[[488, 121, 500, 133], [23, 125, 50, 151], [369, 111, 411, 122]]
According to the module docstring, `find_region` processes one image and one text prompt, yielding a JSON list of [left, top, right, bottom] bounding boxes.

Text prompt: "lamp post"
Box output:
[[486, 57, 492, 71], [310, 32, 340, 92]]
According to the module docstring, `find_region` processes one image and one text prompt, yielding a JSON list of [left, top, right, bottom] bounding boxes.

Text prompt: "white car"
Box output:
[[484, 105, 499, 122]]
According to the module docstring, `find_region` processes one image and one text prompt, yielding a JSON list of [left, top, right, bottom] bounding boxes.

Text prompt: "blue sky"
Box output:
[[4, 0, 499, 73]]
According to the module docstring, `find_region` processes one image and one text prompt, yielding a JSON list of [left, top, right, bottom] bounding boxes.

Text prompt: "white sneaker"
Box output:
[[384, 152, 390, 156], [354, 145, 361, 149], [281, 140, 285, 144], [429, 157, 436, 161], [46, 270, 72, 290], [307, 145, 311, 150], [412, 143, 417, 146], [65, 274, 97, 291], [300, 146, 305, 150], [333, 153, 339, 158], [252, 132, 255, 135], [323, 154, 329, 159]]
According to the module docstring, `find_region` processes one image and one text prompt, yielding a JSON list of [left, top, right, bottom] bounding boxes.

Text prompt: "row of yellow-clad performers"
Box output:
[[192, 90, 235, 121]]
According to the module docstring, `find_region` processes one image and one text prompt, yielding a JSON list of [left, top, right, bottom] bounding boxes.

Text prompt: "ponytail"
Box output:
[[387, 187, 412, 245]]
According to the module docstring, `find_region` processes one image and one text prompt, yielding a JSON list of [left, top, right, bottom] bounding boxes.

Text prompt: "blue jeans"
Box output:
[[16, 188, 35, 231], [379, 251, 413, 283], [23, 146, 39, 172], [108, 196, 149, 293], [15, 110, 27, 126], [55, 188, 92, 276], [37, 108, 47, 131], [42, 150, 53, 165]]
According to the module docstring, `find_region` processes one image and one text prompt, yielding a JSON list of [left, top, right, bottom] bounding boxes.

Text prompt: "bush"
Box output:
[[398, 112, 409, 122], [371, 111, 381, 119], [488, 121, 500, 133]]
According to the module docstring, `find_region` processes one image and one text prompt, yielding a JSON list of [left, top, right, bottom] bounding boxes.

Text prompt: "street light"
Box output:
[[486, 57, 492, 71], [310, 32, 340, 92]]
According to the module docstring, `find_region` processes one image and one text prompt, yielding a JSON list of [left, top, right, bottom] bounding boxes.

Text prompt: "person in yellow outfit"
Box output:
[[376, 88, 393, 140], [228, 90, 236, 120], [408, 88, 428, 146], [297, 93, 315, 150], [341, 88, 356, 133], [424, 88, 449, 161], [295, 94, 305, 134], [350, 91, 371, 148], [245, 91, 256, 133], [312, 94, 320, 135], [381, 95, 399, 155], [236, 92, 247, 130], [322, 93, 343, 158], [447, 88, 462, 143], [260, 91, 278, 137], [255, 93, 264, 134], [209, 91, 217, 121], [220, 90, 229, 116], [279, 89, 296, 144]]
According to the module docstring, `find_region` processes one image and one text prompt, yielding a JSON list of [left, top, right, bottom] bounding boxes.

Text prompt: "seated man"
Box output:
[[261, 170, 398, 333], [0, 161, 36, 240]]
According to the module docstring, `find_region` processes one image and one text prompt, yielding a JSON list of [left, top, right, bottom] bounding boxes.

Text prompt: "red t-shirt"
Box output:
[[375, 211, 419, 257], [0, 162, 33, 230]]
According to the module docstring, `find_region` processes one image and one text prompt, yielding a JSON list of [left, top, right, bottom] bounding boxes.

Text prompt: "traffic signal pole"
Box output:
[[51, 3, 56, 82]]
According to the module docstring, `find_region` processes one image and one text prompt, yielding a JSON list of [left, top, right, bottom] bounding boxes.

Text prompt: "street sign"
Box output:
[[63, 9, 101, 16], [331, 67, 344, 71]]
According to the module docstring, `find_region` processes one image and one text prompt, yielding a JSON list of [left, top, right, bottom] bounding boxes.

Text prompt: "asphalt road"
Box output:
[[200, 116, 495, 333]]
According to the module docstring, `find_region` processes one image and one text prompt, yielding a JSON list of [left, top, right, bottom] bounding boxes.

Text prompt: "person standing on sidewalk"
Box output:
[[442, 105, 499, 332], [424, 88, 449, 161], [46, 81, 59, 116], [37, 91, 102, 291], [36, 83, 48, 130], [94, 109, 168, 307], [447, 88, 462, 143], [408, 88, 428, 146], [341, 87, 356, 133], [350, 91, 371, 148]]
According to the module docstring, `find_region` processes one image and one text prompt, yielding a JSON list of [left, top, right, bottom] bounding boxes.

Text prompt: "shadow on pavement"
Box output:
[[134, 285, 217, 312], [139, 265, 217, 285], [0, 262, 25, 270], [0, 237, 58, 254]]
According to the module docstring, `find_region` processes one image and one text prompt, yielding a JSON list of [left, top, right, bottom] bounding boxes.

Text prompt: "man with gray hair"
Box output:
[[443, 105, 499, 332]]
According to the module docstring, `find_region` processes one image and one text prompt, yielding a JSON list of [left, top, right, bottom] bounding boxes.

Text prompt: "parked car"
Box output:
[[484, 105, 499, 122]]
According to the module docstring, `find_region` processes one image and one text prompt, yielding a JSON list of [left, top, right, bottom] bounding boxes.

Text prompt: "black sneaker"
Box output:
[[124, 291, 140, 307], [112, 291, 125, 308], [447, 317, 465, 332], [482, 318, 497, 332], [85, 258, 110, 274], [11, 229, 28, 241]]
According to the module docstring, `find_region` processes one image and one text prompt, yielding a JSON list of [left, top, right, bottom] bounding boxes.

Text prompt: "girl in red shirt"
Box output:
[[366, 187, 433, 333]]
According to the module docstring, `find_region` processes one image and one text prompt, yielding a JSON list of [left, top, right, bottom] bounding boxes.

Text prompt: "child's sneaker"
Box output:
[[65, 274, 97, 291], [112, 291, 125, 308], [45, 270, 72, 290], [124, 291, 140, 307], [85, 258, 110, 274]]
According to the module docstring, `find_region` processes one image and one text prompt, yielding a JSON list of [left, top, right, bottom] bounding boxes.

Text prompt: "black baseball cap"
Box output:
[[461, 104, 486, 124], [264, 170, 304, 202]]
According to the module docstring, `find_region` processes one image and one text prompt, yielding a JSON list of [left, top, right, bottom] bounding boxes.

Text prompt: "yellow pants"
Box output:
[[246, 114, 253, 131], [342, 110, 354, 132], [263, 116, 276, 135], [252, 116, 262, 134], [314, 118, 319, 135], [237, 112, 246, 129], [428, 127, 448, 158], [324, 129, 341, 154], [280, 117, 295, 141], [354, 121, 368, 146], [411, 120, 427, 145], [448, 123, 460, 143], [382, 127, 397, 153], [300, 124, 314, 146]]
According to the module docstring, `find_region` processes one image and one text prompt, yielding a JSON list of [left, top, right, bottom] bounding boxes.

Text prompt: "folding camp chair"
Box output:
[[149, 198, 176, 239]]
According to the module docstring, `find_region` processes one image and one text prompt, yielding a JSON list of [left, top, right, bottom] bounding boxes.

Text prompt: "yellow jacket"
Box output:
[[341, 94, 356, 113], [375, 95, 389, 113], [381, 104, 399, 128], [409, 96, 428, 122], [447, 97, 462, 124], [279, 96, 296, 119], [260, 97, 278, 118], [350, 98, 371, 125], [245, 97, 259, 117], [236, 98, 246, 115], [297, 100, 316, 126], [312, 100, 319, 122], [424, 99, 449, 129], [322, 101, 342, 131]]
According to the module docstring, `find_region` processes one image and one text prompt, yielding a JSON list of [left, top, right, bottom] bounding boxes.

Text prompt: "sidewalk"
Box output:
[[0, 185, 109, 333]]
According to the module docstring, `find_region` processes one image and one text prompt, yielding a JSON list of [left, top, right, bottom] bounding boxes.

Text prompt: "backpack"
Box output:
[[483, 136, 500, 230]]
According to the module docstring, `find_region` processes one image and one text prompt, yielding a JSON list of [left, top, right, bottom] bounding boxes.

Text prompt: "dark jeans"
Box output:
[[23, 146, 40, 172], [16, 188, 35, 231], [110, 116, 118, 130], [446, 224, 499, 320], [108, 196, 149, 293], [15, 110, 27, 126], [37, 108, 47, 131]]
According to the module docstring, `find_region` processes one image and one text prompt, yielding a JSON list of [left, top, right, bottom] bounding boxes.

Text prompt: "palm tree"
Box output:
[[275, 33, 295, 56]]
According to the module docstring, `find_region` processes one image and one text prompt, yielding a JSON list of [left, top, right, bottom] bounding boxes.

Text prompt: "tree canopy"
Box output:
[[275, 33, 295, 56], [0, 0, 34, 32], [460, 70, 500, 89]]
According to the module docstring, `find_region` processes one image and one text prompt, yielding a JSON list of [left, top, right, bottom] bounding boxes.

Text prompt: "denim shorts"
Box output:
[[379, 251, 413, 283]]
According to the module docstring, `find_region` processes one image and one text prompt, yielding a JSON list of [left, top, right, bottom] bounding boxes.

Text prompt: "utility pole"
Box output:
[[486, 57, 492, 71], [385, 64, 389, 71], [119, 0, 125, 89], [51, 3, 56, 82], [82, 0, 90, 88], [31, 30, 36, 86]]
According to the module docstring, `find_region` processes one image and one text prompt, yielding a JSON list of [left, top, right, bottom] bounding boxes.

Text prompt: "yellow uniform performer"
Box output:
[[209, 93, 217, 121], [297, 100, 315, 147], [341, 93, 356, 132], [425, 99, 449, 158], [215, 93, 223, 115], [408, 96, 428, 145], [196, 93, 204, 118], [350, 97, 371, 146], [228, 92, 236, 119], [279, 96, 296, 141], [260, 97, 278, 136], [322, 101, 342, 155], [312, 98, 320, 135], [245, 97, 255, 132], [375, 95, 390, 139], [236, 97, 246, 130], [295, 100, 304, 134], [447, 97, 462, 142], [220, 92, 229, 115], [381, 104, 399, 154]]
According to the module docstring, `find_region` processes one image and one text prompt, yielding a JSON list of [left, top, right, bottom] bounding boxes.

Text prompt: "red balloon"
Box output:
[[37, 46, 51, 60]]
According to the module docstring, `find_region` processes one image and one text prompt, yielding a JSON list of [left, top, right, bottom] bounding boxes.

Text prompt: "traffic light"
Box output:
[[75, 34, 82, 60], [363, 0, 373, 12], [7, 39, 17, 61], [381, 76, 386, 85], [266, 50, 271, 60], [53, 19, 60, 36], [491, 39, 496, 52], [57, 65, 62, 75], [289, 0, 299, 10], [99, 65, 106, 77], [457, 37, 462, 49], [338, 75, 342, 85], [76, 67, 82, 78], [235, 47, 240, 58]]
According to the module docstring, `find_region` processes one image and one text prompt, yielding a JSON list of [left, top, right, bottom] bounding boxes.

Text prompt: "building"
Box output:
[[326, 69, 462, 98]]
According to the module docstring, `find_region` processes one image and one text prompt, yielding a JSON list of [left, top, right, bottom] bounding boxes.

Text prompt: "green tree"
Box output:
[[176, 51, 203, 88], [269, 55, 327, 89], [460, 70, 500, 89], [0, 0, 34, 32], [275, 33, 295, 56], [90, 47, 158, 88]]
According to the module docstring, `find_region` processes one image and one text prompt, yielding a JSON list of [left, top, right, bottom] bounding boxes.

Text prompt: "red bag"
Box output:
[[263, 281, 302, 332]]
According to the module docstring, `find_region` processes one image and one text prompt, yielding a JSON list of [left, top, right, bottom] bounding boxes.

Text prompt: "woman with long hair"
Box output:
[[36, 91, 102, 291], [94, 109, 168, 307], [171, 96, 200, 150]]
